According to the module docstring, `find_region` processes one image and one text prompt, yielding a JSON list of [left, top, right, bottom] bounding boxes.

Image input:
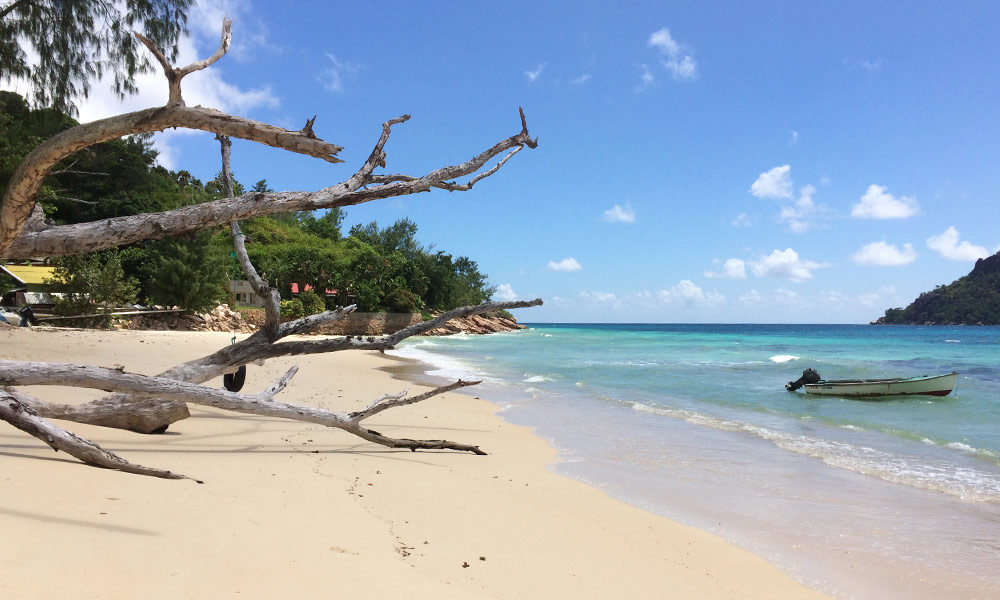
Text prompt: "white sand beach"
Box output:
[[0, 327, 830, 599]]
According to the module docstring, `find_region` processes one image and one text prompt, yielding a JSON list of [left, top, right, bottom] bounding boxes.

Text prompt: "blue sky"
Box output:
[[9, 1, 1000, 323]]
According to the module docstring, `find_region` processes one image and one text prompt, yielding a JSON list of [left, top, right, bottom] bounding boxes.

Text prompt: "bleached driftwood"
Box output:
[[0, 362, 487, 460], [0, 391, 194, 481], [0, 21, 541, 479]]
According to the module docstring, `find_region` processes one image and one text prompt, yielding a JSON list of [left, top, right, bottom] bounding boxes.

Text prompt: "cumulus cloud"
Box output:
[[705, 258, 747, 279], [525, 63, 545, 82], [547, 257, 582, 272], [647, 28, 697, 80], [852, 241, 918, 266], [851, 184, 919, 219], [750, 165, 793, 199], [493, 283, 519, 301], [751, 248, 826, 282], [778, 184, 821, 233], [926, 226, 990, 261], [602, 204, 636, 223], [656, 280, 724, 306]]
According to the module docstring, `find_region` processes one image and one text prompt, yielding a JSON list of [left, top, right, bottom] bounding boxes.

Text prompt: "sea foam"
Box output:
[[770, 354, 800, 363]]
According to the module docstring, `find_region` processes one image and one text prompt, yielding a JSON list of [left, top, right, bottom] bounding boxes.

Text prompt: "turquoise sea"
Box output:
[[391, 324, 1000, 600]]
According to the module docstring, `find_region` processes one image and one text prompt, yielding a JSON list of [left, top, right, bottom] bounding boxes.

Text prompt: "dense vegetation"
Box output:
[[0, 91, 496, 315], [875, 252, 1000, 325]]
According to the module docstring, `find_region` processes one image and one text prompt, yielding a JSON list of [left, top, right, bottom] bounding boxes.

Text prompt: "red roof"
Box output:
[[290, 283, 337, 295]]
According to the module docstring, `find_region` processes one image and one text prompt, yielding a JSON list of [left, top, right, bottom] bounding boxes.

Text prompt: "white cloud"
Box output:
[[525, 63, 545, 82], [852, 241, 918, 266], [637, 63, 654, 91], [860, 58, 884, 72], [751, 248, 826, 282], [926, 226, 990, 261], [789, 130, 799, 146], [571, 73, 592, 85], [547, 257, 582, 272], [731, 212, 752, 227], [493, 283, 519, 301], [750, 165, 793, 199], [189, 1, 277, 62], [321, 53, 360, 93], [60, 8, 280, 170], [602, 204, 636, 223], [705, 258, 747, 279], [778, 184, 821, 233], [851, 184, 919, 219], [580, 291, 619, 306], [74, 43, 279, 124], [855, 286, 897, 308], [648, 28, 697, 80], [656, 280, 724, 306]]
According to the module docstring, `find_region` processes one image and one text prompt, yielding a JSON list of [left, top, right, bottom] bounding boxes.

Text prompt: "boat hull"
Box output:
[[803, 372, 958, 397]]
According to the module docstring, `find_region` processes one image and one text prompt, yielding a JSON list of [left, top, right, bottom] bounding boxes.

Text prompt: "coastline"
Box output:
[[1, 327, 829, 599]]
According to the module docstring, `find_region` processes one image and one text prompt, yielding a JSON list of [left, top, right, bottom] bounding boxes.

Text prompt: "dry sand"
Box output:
[[1, 327, 831, 599]]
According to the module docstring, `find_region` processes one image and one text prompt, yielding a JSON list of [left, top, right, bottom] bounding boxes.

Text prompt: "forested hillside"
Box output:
[[874, 252, 1000, 325], [1, 91, 495, 315]]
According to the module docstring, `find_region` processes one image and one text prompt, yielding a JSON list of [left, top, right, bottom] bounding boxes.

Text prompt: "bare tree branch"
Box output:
[[1, 360, 490, 468], [135, 18, 232, 106], [0, 391, 196, 481], [0, 104, 346, 255], [1, 108, 534, 258], [349, 379, 481, 422]]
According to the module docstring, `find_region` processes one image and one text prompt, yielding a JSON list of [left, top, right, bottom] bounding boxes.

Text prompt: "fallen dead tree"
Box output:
[[0, 19, 540, 480]]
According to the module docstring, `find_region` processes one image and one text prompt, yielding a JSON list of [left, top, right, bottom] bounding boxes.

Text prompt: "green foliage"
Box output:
[[280, 298, 304, 319], [0, 91, 189, 225], [876, 252, 1000, 325], [46, 250, 139, 328], [292, 208, 345, 241], [351, 281, 381, 312], [0, 0, 193, 115], [349, 218, 419, 257], [203, 170, 246, 199], [384, 288, 422, 313], [1, 91, 498, 317], [298, 289, 326, 315], [145, 230, 228, 312]]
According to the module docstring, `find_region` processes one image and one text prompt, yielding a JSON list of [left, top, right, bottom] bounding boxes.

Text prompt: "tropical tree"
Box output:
[[46, 249, 139, 327], [145, 229, 228, 312], [0, 0, 192, 115]]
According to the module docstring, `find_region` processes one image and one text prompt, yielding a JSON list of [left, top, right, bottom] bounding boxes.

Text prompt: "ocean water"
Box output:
[[389, 324, 1000, 600]]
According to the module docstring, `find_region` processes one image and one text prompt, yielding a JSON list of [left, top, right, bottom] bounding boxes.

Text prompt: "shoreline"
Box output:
[[1, 327, 830, 599]]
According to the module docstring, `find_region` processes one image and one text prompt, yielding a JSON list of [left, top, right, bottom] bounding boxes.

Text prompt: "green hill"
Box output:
[[874, 252, 1000, 325]]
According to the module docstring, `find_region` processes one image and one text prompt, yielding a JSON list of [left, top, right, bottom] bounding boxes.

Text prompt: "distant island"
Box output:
[[873, 251, 1000, 325]]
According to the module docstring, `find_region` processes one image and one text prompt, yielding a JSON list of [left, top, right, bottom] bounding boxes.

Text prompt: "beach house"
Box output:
[[0, 263, 59, 311]]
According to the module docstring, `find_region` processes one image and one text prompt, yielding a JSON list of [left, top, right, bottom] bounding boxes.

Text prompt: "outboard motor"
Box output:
[[18, 305, 38, 327], [786, 368, 821, 391]]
